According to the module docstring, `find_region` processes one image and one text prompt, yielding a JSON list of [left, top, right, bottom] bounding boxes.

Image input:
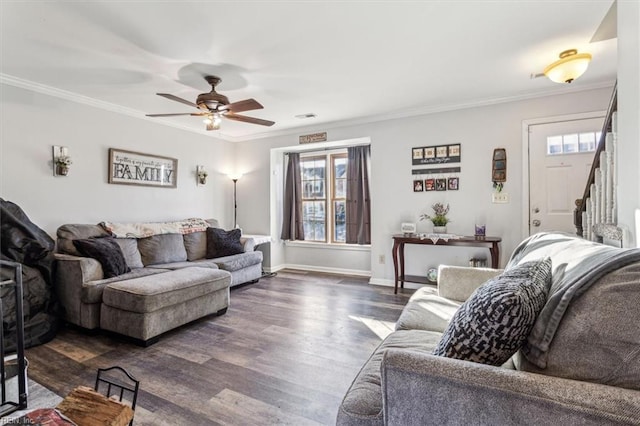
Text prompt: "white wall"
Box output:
[[0, 84, 236, 237], [236, 87, 613, 284], [615, 0, 640, 247]]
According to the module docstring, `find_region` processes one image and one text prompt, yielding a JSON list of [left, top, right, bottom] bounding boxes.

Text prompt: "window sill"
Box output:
[[285, 241, 371, 251]]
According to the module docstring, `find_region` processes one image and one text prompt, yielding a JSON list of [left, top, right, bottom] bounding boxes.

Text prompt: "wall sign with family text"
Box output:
[[412, 143, 461, 165], [108, 148, 178, 188]]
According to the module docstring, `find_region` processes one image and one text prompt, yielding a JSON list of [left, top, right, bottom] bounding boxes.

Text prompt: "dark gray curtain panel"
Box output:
[[346, 145, 371, 244], [280, 153, 304, 240]]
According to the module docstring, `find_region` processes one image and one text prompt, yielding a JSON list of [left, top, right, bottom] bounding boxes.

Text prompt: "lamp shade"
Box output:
[[543, 49, 592, 84]]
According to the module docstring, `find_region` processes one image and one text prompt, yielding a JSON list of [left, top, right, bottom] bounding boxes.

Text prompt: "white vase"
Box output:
[[433, 226, 447, 234]]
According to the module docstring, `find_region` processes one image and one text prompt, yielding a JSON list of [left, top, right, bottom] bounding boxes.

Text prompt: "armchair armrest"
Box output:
[[381, 349, 640, 425], [55, 253, 104, 283], [240, 237, 256, 252], [437, 265, 502, 302]]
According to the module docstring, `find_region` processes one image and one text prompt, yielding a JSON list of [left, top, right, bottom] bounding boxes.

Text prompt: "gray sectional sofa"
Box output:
[[54, 218, 263, 345], [338, 232, 640, 425]]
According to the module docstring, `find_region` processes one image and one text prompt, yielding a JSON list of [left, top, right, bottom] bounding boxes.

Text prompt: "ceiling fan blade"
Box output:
[[590, 0, 617, 43], [146, 113, 195, 117], [225, 113, 275, 127], [157, 93, 198, 108], [220, 98, 264, 113]]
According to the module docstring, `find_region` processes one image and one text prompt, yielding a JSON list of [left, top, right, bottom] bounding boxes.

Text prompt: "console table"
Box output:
[[392, 234, 501, 294]]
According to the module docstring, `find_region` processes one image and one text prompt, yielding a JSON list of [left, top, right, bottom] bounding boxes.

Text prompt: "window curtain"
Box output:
[[346, 145, 371, 244], [280, 153, 304, 240]]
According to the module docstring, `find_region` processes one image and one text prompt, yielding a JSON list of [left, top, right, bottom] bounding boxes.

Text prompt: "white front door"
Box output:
[[528, 117, 604, 235]]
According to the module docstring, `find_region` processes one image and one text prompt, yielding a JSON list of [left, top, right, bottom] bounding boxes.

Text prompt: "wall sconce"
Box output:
[[52, 145, 72, 177], [196, 166, 208, 185], [543, 49, 592, 84]]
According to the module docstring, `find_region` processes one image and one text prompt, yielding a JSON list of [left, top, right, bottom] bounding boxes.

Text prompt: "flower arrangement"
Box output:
[[55, 155, 72, 166], [419, 203, 450, 226]]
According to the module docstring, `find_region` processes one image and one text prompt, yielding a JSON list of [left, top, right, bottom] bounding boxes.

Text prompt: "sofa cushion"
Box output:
[[114, 238, 144, 269], [73, 237, 131, 278], [337, 329, 442, 425], [433, 258, 551, 366], [514, 261, 640, 391], [137, 233, 187, 266], [206, 228, 244, 258], [147, 259, 219, 270], [395, 286, 461, 333], [57, 224, 110, 256], [102, 267, 231, 313], [81, 268, 169, 304], [213, 251, 263, 272], [183, 231, 207, 261]]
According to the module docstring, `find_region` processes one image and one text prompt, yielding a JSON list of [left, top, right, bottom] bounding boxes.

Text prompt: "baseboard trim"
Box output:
[[368, 277, 426, 290], [267, 263, 371, 277]]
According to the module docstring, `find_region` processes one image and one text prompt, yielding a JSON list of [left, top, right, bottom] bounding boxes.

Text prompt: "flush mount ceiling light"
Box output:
[[543, 49, 592, 84]]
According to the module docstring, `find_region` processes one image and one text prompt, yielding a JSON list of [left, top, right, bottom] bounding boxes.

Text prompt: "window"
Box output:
[[300, 151, 347, 243], [547, 131, 602, 155]]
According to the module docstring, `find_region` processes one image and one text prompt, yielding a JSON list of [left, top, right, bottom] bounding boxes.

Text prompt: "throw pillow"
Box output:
[[137, 233, 188, 266], [114, 238, 144, 269], [73, 236, 131, 278], [433, 258, 552, 366], [206, 228, 244, 258]]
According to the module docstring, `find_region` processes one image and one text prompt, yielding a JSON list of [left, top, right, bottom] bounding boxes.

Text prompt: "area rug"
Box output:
[[5, 379, 63, 419]]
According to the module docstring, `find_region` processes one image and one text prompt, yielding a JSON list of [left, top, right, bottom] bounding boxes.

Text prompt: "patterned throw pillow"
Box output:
[[73, 236, 131, 278], [433, 258, 552, 366], [206, 228, 244, 258]]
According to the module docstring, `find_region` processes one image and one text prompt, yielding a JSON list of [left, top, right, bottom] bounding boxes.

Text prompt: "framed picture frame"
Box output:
[[448, 177, 459, 190], [448, 144, 460, 156], [412, 148, 424, 160], [435, 178, 447, 191], [436, 146, 448, 157], [425, 178, 435, 191], [108, 148, 178, 188], [413, 179, 424, 192], [424, 147, 435, 159]]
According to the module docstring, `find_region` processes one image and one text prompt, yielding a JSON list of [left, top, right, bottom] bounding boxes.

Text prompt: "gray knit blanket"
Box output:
[[506, 232, 640, 368]]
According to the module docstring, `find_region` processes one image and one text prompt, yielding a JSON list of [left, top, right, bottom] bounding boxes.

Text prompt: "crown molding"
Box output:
[[1, 73, 615, 143], [0, 73, 233, 141]]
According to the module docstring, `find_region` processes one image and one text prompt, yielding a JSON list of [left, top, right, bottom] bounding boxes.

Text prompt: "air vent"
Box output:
[[295, 113, 317, 119]]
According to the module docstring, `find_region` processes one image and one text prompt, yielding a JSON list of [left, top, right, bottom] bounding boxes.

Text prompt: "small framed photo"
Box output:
[[493, 170, 506, 181], [424, 147, 435, 159], [448, 144, 460, 157], [448, 177, 459, 190], [435, 178, 447, 191], [412, 148, 424, 160], [436, 146, 448, 157], [425, 178, 435, 191], [413, 179, 424, 192]]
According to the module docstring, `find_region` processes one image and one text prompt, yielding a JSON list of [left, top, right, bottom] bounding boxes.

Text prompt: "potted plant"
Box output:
[[55, 155, 72, 176], [197, 169, 208, 185], [420, 202, 450, 233]]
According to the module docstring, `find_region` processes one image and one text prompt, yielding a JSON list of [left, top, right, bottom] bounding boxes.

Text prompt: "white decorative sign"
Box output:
[[108, 148, 177, 188], [299, 132, 327, 144]]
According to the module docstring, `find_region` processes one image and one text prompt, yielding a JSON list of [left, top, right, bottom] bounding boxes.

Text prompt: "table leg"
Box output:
[[399, 243, 405, 290], [392, 240, 400, 294], [490, 243, 500, 269]]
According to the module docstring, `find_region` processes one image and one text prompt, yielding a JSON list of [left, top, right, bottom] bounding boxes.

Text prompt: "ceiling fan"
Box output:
[[146, 75, 275, 130]]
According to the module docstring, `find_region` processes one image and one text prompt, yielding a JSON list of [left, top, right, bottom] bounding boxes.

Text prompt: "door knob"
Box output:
[[532, 219, 541, 227], [533, 207, 540, 213]]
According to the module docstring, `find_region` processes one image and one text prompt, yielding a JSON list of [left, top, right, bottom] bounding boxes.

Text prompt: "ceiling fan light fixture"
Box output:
[[543, 49, 592, 84]]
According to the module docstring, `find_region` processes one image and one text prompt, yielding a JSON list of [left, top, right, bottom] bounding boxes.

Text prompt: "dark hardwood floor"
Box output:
[[25, 270, 414, 425]]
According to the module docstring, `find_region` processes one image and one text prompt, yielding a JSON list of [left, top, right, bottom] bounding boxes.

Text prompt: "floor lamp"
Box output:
[[228, 174, 242, 229]]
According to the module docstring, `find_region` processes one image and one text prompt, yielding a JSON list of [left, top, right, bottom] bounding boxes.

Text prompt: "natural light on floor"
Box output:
[[348, 315, 396, 340]]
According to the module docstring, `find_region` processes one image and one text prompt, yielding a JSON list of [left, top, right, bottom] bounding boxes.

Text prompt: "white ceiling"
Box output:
[[0, 1, 617, 141]]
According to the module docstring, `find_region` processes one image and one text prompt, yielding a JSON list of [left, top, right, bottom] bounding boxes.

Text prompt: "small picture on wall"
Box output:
[[425, 178, 435, 191], [424, 147, 435, 159], [448, 177, 459, 190], [435, 178, 447, 191], [448, 144, 461, 156], [412, 148, 424, 160], [436, 146, 448, 157], [413, 179, 424, 192]]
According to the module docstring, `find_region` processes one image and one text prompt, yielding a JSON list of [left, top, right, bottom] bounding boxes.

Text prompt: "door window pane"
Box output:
[[562, 134, 578, 153], [578, 132, 596, 152], [547, 136, 562, 154]]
